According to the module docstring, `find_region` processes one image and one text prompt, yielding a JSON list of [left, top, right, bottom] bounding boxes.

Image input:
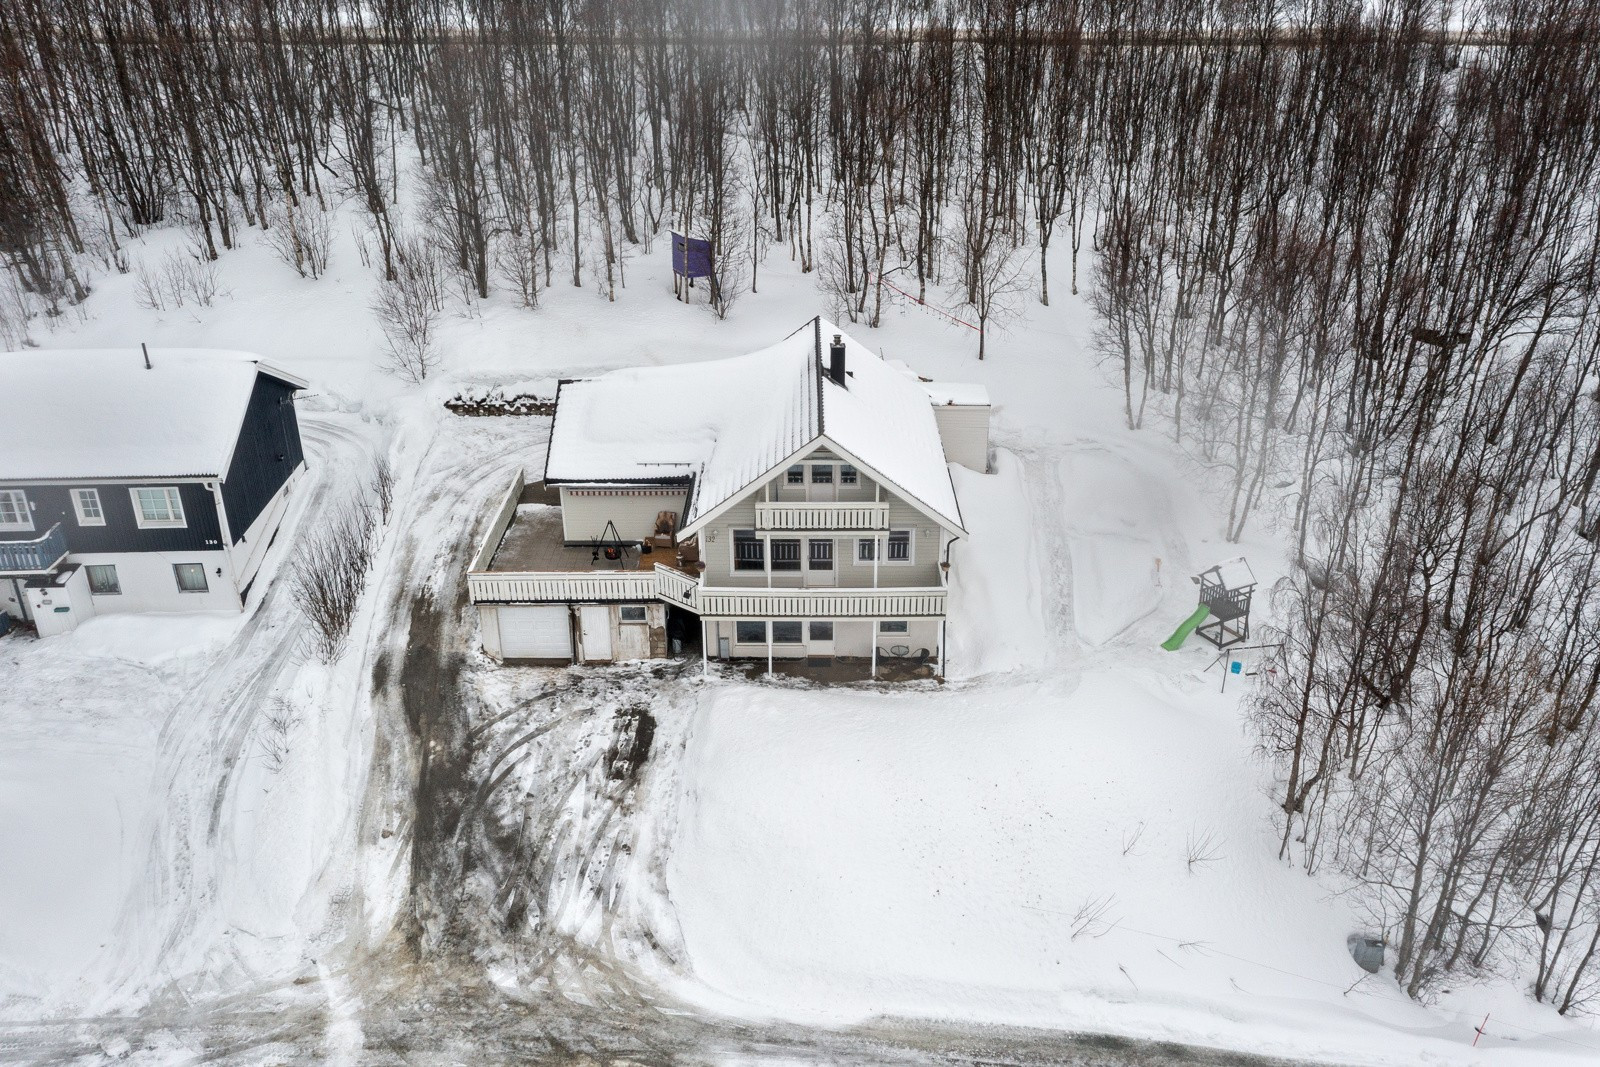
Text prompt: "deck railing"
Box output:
[[468, 570, 658, 604], [693, 586, 945, 618], [754, 502, 891, 531], [0, 523, 67, 575]]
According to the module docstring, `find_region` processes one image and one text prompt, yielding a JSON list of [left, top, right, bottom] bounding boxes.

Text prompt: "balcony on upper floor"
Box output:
[[753, 501, 891, 531], [0, 523, 67, 576]]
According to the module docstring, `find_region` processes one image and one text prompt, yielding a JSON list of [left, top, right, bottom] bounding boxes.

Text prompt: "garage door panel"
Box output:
[[498, 606, 573, 660]]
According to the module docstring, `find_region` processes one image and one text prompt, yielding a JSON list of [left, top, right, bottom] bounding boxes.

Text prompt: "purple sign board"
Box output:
[[671, 232, 714, 279]]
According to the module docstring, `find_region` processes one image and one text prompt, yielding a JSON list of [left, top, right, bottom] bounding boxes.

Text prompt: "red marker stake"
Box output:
[[1473, 1013, 1490, 1047]]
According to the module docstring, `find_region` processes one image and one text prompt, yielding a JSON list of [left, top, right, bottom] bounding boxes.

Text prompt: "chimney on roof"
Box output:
[[141, 342, 152, 370], [829, 333, 846, 386]]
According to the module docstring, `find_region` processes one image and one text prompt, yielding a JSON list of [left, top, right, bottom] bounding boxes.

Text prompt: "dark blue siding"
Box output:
[[221, 375, 304, 543], [0, 482, 223, 552]]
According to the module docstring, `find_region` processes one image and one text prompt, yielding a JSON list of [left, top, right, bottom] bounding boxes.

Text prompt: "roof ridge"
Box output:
[[813, 316, 825, 437]]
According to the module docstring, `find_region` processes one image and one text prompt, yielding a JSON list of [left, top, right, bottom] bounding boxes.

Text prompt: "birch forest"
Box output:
[[3, 0, 1600, 1009]]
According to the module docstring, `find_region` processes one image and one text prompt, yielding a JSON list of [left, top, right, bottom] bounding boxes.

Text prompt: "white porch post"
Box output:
[[767, 621, 774, 676], [939, 618, 947, 677], [871, 622, 878, 679], [702, 619, 709, 675]]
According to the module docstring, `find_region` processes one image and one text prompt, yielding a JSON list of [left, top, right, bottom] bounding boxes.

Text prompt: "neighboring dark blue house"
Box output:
[[0, 348, 307, 635]]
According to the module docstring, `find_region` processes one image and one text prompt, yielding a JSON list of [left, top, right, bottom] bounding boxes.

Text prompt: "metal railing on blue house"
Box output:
[[0, 523, 67, 575]]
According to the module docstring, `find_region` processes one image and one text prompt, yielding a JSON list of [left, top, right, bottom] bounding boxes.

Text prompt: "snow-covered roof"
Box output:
[[0, 348, 306, 481], [885, 359, 991, 407], [544, 318, 964, 533]]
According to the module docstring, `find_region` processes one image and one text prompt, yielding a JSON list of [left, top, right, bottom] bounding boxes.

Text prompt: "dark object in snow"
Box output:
[[671, 232, 714, 279], [1193, 557, 1256, 649], [607, 706, 656, 783], [671, 232, 719, 303], [1348, 933, 1386, 974], [444, 391, 554, 417]]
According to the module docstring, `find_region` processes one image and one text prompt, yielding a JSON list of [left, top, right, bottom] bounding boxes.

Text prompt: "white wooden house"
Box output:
[[467, 318, 990, 676]]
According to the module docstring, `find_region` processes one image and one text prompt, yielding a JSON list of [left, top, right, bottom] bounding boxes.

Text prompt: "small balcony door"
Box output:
[[807, 462, 837, 502], [805, 537, 835, 587], [807, 620, 835, 657]]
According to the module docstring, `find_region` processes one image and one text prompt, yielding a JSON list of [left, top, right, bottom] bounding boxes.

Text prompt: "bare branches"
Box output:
[[373, 237, 446, 382]]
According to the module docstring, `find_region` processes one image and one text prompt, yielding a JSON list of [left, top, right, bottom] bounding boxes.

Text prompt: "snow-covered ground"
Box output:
[[1, 209, 1598, 1065]]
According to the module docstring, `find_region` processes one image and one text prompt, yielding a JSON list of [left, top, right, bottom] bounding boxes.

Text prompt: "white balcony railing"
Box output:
[[754, 502, 890, 531], [469, 560, 946, 618], [694, 586, 945, 618], [468, 570, 658, 604]]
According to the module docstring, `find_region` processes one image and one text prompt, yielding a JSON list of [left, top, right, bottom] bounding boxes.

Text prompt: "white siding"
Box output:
[[68, 549, 240, 614], [931, 403, 990, 473], [559, 487, 689, 543]]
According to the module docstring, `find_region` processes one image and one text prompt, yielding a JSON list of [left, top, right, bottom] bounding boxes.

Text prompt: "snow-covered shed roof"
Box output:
[[544, 318, 965, 533], [0, 348, 306, 482], [885, 359, 991, 407]]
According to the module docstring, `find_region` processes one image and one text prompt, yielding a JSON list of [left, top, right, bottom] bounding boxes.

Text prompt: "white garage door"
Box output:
[[498, 606, 573, 660]]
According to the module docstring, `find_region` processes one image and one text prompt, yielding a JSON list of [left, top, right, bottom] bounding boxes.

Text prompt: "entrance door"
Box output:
[[498, 605, 572, 661], [579, 604, 613, 663], [2, 577, 30, 622], [807, 620, 835, 657], [805, 537, 835, 587]]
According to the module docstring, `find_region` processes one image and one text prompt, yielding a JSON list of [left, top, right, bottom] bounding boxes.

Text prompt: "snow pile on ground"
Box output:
[[45, 612, 244, 665]]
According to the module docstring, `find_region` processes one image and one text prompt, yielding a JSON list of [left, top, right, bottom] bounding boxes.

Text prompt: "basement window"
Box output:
[[173, 562, 209, 593], [736, 621, 766, 644], [86, 564, 120, 596], [619, 605, 647, 624], [771, 621, 803, 644]]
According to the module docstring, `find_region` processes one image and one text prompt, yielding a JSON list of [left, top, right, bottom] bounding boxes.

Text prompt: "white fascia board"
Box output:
[[678, 433, 966, 540]]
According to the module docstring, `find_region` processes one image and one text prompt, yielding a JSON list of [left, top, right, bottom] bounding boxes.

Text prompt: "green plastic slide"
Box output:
[[1161, 605, 1211, 651]]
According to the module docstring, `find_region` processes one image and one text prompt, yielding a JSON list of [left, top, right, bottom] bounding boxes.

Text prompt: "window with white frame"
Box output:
[[840, 464, 858, 484], [771, 621, 803, 643], [857, 537, 876, 562], [878, 620, 909, 634], [132, 486, 186, 528], [72, 488, 105, 526], [810, 464, 833, 484], [733, 529, 764, 571], [786, 465, 805, 484], [0, 489, 31, 531], [173, 562, 209, 593], [770, 538, 801, 571], [735, 620, 767, 644], [86, 564, 120, 595], [809, 621, 834, 641], [886, 529, 912, 562], [619, 605, 647, 623]]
